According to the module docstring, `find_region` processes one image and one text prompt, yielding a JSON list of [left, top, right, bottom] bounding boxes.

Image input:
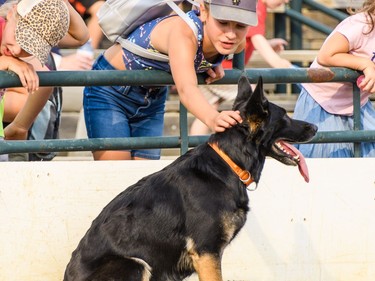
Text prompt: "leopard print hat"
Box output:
[[15, 0, 70, 65]]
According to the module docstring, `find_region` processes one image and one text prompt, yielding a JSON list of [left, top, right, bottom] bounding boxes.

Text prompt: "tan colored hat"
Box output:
[[15, 0, 70, 65]]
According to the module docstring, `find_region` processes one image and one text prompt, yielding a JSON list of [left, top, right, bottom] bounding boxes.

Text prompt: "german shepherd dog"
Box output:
[[64, 75, 317, 281]]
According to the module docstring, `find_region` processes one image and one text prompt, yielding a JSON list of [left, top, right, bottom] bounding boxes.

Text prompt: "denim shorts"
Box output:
[[83, 54, 167, 159]]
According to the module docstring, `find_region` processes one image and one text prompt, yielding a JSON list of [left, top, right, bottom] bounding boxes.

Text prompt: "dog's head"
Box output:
[[228, 75, 317, 183]]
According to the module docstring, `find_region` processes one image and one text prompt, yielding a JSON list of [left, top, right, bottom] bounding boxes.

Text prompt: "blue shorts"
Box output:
[[83, 54, 167, 159]]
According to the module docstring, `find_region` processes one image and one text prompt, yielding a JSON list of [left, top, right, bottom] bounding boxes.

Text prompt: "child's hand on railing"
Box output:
[[3, 56, 39, 94], [358, 65, 375, 93]]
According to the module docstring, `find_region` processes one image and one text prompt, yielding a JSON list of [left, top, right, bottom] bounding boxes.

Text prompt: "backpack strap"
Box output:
[[117, 38, 170, 62], [166, 1, 198, 39], [117, 0, 199, 62]]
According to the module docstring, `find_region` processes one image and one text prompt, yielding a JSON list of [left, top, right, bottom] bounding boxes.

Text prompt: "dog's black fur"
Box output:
[[64, 76, 317, 281]]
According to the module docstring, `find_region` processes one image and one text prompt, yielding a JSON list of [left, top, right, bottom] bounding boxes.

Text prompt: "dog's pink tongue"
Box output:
[[280, 141, 310, 183]]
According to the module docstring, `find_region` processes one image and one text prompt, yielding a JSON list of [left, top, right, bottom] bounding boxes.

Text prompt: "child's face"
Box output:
[[204, 12, 249, 56], [1, 6, 31, 59]]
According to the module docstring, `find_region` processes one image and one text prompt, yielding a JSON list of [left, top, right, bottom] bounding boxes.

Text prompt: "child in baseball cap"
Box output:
[[81, 0, 258, 160]]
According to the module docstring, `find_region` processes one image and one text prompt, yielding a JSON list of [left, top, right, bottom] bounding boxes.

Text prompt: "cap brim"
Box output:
[[15, 20, 50, 65], [210, 4, 258, 26]]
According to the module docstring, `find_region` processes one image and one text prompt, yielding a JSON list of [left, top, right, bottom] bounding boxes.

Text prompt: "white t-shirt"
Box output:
[[302, 12, 375, 116]]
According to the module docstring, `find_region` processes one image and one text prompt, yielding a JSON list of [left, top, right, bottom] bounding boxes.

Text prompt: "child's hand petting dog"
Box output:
[[212, 110, 243, 132]]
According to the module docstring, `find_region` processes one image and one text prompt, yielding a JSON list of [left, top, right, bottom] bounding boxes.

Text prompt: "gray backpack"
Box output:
[[97, 0, 199, 62]]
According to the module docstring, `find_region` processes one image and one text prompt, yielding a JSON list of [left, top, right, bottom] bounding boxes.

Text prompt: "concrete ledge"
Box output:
[[1, 158, 375, 281]]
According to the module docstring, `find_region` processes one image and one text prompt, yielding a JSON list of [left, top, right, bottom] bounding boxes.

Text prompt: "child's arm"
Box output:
[[168, 21, 242, 132], [252, 35, 292, 68], [84, 0, 105, 49], [317, 31, 375, 93], [58, 0, 90, 47], [0, 56, 39, 93], [4, 86, 53, 140], [3, 59, 51, 140]]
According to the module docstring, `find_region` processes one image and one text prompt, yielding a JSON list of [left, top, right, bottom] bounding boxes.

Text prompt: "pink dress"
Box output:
[[293, 12, 375, 158]]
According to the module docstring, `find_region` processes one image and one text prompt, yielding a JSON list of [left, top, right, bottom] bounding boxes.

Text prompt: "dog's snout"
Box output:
[[306, 123, 318, 136], [309, 123, 318, 132]]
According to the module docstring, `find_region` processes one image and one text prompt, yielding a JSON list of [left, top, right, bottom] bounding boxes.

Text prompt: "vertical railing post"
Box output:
[[179, 102, 189, 155], [274, 11, 288, 94], [290, 0, 303, 50], [353, 82, 362, 157], [286, 0, 304, 94], [233, 51, 245, 70]]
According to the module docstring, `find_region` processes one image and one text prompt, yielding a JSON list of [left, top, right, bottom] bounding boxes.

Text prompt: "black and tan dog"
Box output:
[[64, 75, 317, 281]]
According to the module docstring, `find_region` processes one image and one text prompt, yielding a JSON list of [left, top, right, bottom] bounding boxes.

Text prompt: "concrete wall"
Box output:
[[1, 158, 374, 281]]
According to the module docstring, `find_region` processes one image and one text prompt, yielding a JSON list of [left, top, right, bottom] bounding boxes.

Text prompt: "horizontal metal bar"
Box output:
[[1, 131, 375, 155], [312, 130, 375, 143], [302, 0, 347, 21], [0, 67, 361, 88], [285, 8, 333, 35], [0, 136, 182, 154]]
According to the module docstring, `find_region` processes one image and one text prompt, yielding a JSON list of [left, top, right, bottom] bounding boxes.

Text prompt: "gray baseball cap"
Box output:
[[205, 0, 258, 26]]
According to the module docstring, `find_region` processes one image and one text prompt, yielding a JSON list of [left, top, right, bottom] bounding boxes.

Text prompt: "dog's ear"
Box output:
[[232, 74, 253, 112], [249, 76, 269, 116], [233, 75, 268, 117]]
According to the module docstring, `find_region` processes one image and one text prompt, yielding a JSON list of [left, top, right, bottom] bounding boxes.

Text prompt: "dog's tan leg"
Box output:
[[191, 253, 223, 281]]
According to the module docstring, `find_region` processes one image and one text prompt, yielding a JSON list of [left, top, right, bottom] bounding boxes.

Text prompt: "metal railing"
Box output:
[[275, 0, 348, 50], [0, 66, 372, 158], [0, 1, 367, 157]]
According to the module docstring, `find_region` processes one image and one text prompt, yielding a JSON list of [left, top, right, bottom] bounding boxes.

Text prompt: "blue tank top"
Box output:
[[122, 10, 225, 73]]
